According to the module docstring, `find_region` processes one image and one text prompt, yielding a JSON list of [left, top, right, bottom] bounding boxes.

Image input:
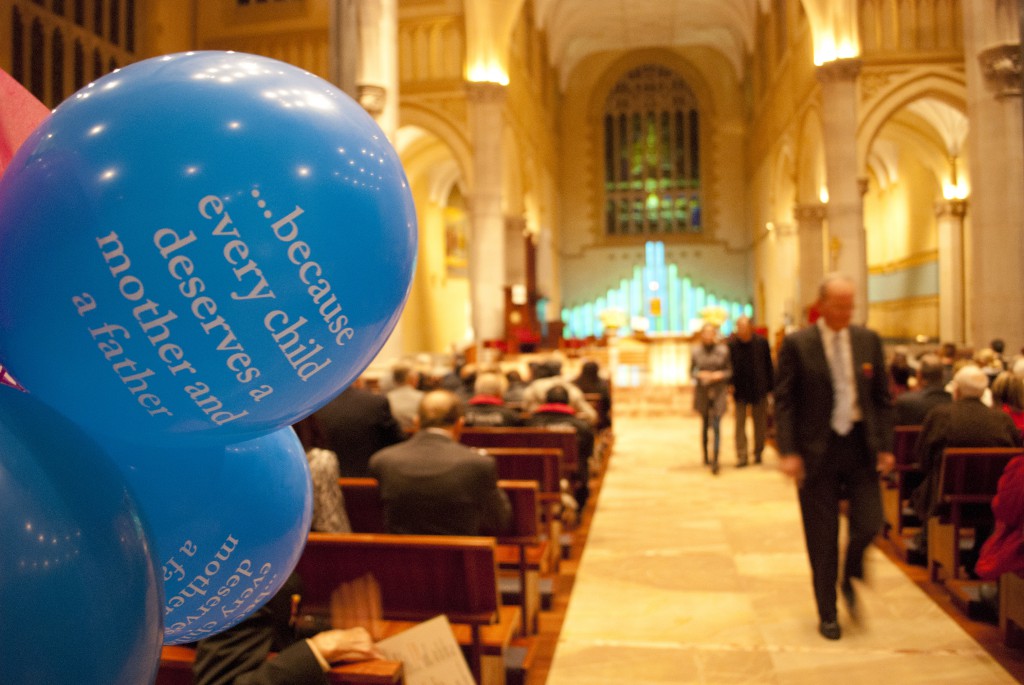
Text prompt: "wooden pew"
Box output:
[[295, 532, 519, 685], [1001, 572, 1024, 648], [882, 425, 925, 560], [459, 426, 579, 481], [156, 644, 405, 684], [337, 477, 543, 635], [928, 447, 1023, 584], [478, 447, 566, 569]]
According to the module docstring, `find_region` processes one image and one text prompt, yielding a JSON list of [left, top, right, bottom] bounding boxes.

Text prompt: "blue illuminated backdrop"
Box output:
[[561, 241, 753, 339]]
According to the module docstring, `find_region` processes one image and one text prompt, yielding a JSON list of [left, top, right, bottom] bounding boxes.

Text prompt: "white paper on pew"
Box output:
[[374, 614, 474, 685]]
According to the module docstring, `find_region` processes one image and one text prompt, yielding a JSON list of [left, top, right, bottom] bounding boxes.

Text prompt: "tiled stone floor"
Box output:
[[545, 410, 1018, 684]]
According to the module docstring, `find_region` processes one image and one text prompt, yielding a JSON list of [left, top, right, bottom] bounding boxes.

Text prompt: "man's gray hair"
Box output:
[[952, 364, 988, 399]]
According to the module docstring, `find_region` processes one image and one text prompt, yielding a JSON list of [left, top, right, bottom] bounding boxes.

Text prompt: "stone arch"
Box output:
[[857, 70, 966, 174], [795, 106, 827, 206], [398, 100, 473, 190]]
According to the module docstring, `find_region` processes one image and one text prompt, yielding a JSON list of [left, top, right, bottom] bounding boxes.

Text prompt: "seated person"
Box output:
[[525, 385, 595, 508], [312, 378, 406, 478], [503, 369, 528, 406], [368, 390, 512, 536], [192, 573, 379, 685], [991, 370, 1024, 433], [894, 353, 951, 425], [386, 363, 424, 432], [910, 365, 1021, 568], [976, 454, 1024, 580], [293, 415, 352, 534], [572, 360, 613, 430], [521, 358, 598, 424], [464, 372, 523, 427]]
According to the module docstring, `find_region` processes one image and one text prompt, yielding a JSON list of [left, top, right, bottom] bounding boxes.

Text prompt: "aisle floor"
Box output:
[[545, 412, 1019, 684]]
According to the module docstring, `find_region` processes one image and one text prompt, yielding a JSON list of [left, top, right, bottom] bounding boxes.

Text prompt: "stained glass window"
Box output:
[[603, 65, 701, 236]]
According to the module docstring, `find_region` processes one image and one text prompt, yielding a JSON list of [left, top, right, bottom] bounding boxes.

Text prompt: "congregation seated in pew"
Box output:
[[368, 389, 512, 537], [912, 365, 1022, 577], [525, 385, 594, 508]]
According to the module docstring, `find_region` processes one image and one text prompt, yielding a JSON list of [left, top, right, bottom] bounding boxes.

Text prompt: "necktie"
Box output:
[[830, 332, 853, 435]]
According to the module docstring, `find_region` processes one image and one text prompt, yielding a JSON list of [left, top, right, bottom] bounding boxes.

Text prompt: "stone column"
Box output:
[[816, 59, 868, 320], [328, 1, 359, 95], [794, 203, 828, 322], [328, 0, 398, 138], [935, 199, 968, 344], [961, 1, 1024, 351], [467, 81, 508, 344], [330, 0, 404, 362]]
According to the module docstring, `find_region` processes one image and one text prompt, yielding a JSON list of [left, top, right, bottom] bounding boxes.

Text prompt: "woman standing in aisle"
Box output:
[[692, 323, 732, 475]]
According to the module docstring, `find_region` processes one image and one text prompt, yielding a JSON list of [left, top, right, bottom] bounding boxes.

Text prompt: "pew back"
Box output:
[[478, 448, 562, 505], [884, 424, 925, 537], [337, 478, 541, 543], [937, 447, 1022, 507], [296, 532, 500, 625], [459, 427, 578, 477], [930, 447, 1023, 581]]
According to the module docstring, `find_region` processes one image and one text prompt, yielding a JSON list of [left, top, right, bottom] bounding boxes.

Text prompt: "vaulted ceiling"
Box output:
[[533, 0, 762, 87]]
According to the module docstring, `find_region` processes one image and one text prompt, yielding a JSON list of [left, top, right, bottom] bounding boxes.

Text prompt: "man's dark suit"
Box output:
[[894, 385, 952, 426], [910, 398, 1020, 519], [368, 430, 512, 536], [193, 574, 325, 685], [313, 385, 405, 477], [774, 322, 893, 624]]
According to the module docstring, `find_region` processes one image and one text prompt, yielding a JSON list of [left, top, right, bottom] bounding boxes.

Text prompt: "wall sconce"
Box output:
[[467, 61, 509, 86], [942, 180, 969, 201]]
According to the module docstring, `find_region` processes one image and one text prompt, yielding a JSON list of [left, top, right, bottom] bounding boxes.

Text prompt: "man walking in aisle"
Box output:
[[774, 273, 894, 641], [728, 316, 774, 467]]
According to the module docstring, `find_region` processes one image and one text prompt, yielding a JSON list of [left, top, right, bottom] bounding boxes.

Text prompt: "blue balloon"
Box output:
[[107, 426, 313, 644], [0, 51, 417, 446], [0, 388, 163, 684]]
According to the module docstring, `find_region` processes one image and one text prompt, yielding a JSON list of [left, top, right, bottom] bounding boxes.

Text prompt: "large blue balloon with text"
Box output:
[[0, 51, 417, 445], [107, 426, 314, 644], [0, 388, 163, 684]]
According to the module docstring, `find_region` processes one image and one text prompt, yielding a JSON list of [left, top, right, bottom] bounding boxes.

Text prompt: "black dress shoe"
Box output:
[[841, 580, 859, 622], [819, 620, 841, 640], [711, 462, 720, 475]]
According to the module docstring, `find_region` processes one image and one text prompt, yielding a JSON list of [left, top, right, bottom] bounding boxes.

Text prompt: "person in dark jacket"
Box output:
[[312, 379, 405, 477], [728, 316, 774, 467], [572, 360, 612, 431], [193, 573, 379, 685], [369, 390, 512, 536], [893, 353, 951, 425]]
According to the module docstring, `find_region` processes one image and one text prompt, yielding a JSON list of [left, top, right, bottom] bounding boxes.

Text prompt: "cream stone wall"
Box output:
[[193, 1, 331, 79], [556, 45, 751, 318]]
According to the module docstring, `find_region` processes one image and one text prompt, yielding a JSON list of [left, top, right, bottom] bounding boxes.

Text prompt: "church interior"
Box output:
[[4, 1, 1024, 683]]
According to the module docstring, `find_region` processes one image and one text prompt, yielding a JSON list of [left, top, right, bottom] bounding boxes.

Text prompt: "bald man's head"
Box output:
[[418, 390, 463, 429]]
